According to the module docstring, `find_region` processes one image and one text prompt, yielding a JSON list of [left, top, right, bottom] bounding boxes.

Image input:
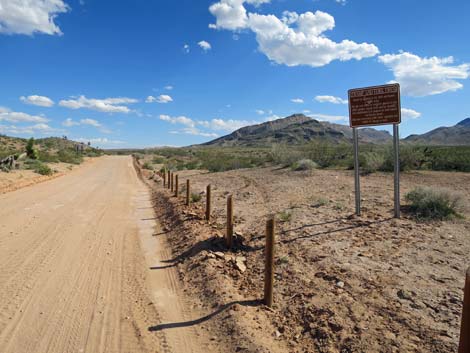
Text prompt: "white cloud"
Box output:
[[315, 95, 348, 104], [75, 137, 125, 146], [20, 95, 54, 107], [59, 96, 138, 113], [165, 85, 174, 90], [80, 118, 101, 127], [0, 0, 69, 35], [198, 118, 258, 131], [198, 40, 212, 51], [401, 108, 421, 120], [291, 98, 304, 103], [0, 123, 62, 135], [309, 113, 348, 122], [170, 127, 219, 138], [0, 107, 49, 123], [183, 43, 190, 53], [62, 118, 79, 127], [379, 52, 470, 96], [255, 109, 265, 115], [209, 2, 379, 67], [159, 114, 195, 127], [146, 95, 173, 103]]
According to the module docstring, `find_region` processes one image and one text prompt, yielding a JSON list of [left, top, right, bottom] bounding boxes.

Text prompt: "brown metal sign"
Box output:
[[348, 83, 401, 128]]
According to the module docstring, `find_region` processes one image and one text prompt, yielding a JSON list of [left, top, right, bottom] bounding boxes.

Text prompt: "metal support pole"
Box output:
[[264, 218, 275, 307], [459, 267, 470, 353], [353, 127, 361, 216], [393, 124, 400, 218]]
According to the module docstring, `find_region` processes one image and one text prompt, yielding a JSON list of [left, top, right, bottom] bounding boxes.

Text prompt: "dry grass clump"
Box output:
[[405, 186, 463, 220]]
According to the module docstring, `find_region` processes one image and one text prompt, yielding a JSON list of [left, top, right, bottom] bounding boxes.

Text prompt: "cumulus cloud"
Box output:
[[165, 85, 174, 90], [0, 123, 62, 135], [146, 95, 173, 103], [379, 52, 470, 96], [401, 108, 421, 120], [0, 107, 49, 123], [209, 2, 379, 67], [20, 95, 54, 107], [291, 98, 304, 103], [62, 118, 79, 127], [198, 40, 212, 51], [0, 0, 69, 35], [58, 96, 137, 113], [315, 95, 348, 104], [255, 109, 265, 115], [309, 113, 348, 122], [159, 114, 195, 127], [75, 137, 125, 146], [170, 127, 219, 138], [198, 118, 259, 131], [183, 43, 190, 53]]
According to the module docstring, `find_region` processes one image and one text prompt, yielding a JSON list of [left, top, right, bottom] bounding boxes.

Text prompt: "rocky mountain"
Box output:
[[202, 114, 392, 147], [404, 118, 470, 145]]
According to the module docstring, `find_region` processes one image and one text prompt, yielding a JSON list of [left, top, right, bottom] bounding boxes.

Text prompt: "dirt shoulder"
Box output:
[[141, 163, 470, 353], [0, 157, 95, 195]]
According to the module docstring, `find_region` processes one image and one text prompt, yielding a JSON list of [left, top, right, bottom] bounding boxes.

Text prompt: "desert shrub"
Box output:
[[270, 144, 304, 167], [306, 141, 352, 169], [35, 163, 54, 176], [405, 187, 463, 220], [191, 193, 202, 203], [380, 145, 425, 172], [360, 152, 386, 175], [152, 155, 166, 164], [38, 151, 59, 163], [278, 210, 292, 222], [26, 138, 38, 160], [291, 159, 318, 171], [57, 149, 83, 164], [142, 162, 154, 170]]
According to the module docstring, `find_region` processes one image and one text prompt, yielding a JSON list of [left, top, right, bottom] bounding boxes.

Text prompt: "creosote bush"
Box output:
[[405, 187, 463, 220], [142, 162, 154, 170], [291, 159, 318, 171], [190, 192, 202, 203]]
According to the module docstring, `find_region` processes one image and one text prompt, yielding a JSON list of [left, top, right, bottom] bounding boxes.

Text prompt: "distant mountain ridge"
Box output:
[[405, 118, 470, 145], [202, 114, 392, 147]]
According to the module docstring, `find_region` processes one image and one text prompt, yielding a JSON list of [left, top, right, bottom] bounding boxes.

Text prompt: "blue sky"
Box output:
[[0, 0, 469, 148]]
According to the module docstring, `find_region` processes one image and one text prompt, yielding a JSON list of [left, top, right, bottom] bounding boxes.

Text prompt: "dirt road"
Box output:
[[0, 156, 210, 353]]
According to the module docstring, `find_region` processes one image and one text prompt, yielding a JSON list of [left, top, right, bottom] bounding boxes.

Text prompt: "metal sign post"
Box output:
[[353, 127, 361, 216], [348, 83, 402, 218], [393, 124, 400, 218]]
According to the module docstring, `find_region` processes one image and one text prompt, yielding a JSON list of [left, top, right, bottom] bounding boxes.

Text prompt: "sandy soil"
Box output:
[[0, 156, 218, 353], [0, 159, 92, 195], [145, 165, 470, 353]]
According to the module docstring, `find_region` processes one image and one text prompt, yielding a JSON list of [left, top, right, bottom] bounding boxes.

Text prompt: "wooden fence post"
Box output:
[[264, 217, 275, 308], [167, 170, 171, 190], [175, 174, 179, 197], [186, 179, 190, 206], [459, 267, 470, 353], [170, 173, 174, 192], [226, 195, 233, 249], [205, 184, 211, 221], [163, 170, 166, 188]]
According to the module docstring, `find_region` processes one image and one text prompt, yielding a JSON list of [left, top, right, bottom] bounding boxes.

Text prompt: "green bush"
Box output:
[[405, 187, 463, 220], [291, 159, 318, 171], [191, 193, 202, 203], [270, 144, 304, 167], [26, 138, 38, 160], [35, 163, 54, 176], [142, 162, 154, 170], [57, 149, 83, 164]]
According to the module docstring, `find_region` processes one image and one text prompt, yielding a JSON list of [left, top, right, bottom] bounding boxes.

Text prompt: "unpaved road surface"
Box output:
[[0, 156, 211, 353]]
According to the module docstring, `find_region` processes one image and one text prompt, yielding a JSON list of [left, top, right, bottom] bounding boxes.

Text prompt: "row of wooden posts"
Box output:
[[155, 168, 470, 347], [157, 169, 275, 308]]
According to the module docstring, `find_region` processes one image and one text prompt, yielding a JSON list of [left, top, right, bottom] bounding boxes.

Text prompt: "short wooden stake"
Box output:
[[226, 195, 233, 249], [459, 267, 470, 353], [205, 184, 211, 221], [264, 218, 275, 308], [186, 179, 190, 206], [175, 174, 179, 197]]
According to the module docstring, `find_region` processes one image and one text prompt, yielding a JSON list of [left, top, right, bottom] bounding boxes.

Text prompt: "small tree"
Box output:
[[26, 137, 38, 159]]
